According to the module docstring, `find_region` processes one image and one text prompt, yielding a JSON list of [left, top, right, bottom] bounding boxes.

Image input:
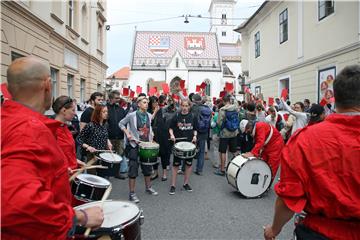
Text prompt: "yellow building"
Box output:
[[1, 0, 108, 103], [235, 1, 360, 103]]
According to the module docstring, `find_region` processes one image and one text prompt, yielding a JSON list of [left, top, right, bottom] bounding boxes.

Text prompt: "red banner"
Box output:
[[161, 83, 169, 94], [136, 86, 142, 94], [122, 88, 129, 96]]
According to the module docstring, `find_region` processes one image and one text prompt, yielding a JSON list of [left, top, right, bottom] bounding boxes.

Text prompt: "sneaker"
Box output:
[[214, 169, 225, 176], [145, 187, 158, 196], [129, 193, 140, 203], [177, 169, 184, 175], [183, 184, 193, 192], [169, 186, 176, 195], [194, 171, 202, 176]]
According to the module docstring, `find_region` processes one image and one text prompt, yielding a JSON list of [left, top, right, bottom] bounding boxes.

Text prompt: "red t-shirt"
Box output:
[[56, 125, 78, 170], [275, 114, 360, 239], [1, 100, 75, 239]]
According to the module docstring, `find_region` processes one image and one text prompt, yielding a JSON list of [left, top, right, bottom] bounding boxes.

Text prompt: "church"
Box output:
[[127, 0, 242, 98]]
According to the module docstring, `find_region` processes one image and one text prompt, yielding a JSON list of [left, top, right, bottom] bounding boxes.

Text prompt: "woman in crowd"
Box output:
[[78, 104, 112, 177], [281, 98, 308, 136], [148, 96, 160, 180], [53, 96, 85, 171]]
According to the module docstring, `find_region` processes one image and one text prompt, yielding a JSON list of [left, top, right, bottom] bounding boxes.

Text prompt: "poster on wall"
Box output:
[[255, 86, 261, 98], [318, 66, 336, 105]]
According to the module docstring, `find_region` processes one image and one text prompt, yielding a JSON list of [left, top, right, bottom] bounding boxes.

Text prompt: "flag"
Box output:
[[180, 80, 185, 89], [220, 91, 226, 98], [281, 88, 288, 100], [130, 90, 135, 98], [196, 85, 201, 92], [268, 97, 274, 106], [148, 87, 157, 96], [172, 94, 180, 101], [225, 82, 234, 92], [136, 86, 142, 94], [200, 82, 207, 89], [122, 88, 129, 96], [161, 83, 169, 94], [182, 88, 188, 97]]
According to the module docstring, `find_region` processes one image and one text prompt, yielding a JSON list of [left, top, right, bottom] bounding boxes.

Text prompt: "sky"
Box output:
[[105, 0, 265, 76]]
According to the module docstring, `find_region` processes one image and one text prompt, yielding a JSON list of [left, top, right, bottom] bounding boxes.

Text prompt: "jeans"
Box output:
[[110, 139, 128, 174], [196, 139, 206, 172]]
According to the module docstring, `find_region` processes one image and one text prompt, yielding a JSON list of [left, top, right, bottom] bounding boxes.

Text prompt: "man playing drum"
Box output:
[[169, 98, 198, 195], [1, 56, 103, 239], [241, 120, 284, 179], [119, 96, 159, 203]]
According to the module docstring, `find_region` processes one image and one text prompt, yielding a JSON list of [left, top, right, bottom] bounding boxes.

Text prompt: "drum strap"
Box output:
[[259, 125, 273, 155]]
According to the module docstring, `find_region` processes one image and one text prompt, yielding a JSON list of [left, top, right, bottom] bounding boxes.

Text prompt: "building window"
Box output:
[[51, 68, 59, 99], [81, 4, 88, 39], [68, 0, 74, 28], [254, 31, 260, 58], [318, 0, 334, 21], [80, 78, 85, 103], [11, 51, 25, 62], [176, 58, 179, 68], [67, 74, 74, 98], [97, 23, 103, 50], [279, 9, 288, 44], [222, 31, 226, 37], [279, 78, 290, 100], [221, 14, 227, 24]]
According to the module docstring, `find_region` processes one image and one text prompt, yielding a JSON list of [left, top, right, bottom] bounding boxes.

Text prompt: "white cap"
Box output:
[[239, 119, 249, 133]]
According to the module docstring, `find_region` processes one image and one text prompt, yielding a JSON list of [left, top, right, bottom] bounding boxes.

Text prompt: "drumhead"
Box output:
[[174, 141, 196, 151], [236, 159, 272, 198], [99, 153, 122, 163], [139, 142, 159, 149], [75, 200, 140, 228], [77, 174, 111, 187]]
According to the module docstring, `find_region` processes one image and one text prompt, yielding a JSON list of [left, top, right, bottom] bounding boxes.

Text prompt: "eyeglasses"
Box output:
[[59, 98, 73, 110]]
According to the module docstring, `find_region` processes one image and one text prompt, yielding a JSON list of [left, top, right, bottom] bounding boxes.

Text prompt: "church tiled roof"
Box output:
[[219, 42, 241, 62], [131, 31, 221, 71]]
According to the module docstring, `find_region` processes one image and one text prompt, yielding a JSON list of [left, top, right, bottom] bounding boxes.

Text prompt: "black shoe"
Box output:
[[183, 184, 193, 192], [194, 171, 202, 176], [169, 186, 176, 195], [161, 176, 167, 181]]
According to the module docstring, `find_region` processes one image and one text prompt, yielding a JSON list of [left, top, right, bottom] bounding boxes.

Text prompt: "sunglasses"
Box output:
[[59, 98, 73, 110]]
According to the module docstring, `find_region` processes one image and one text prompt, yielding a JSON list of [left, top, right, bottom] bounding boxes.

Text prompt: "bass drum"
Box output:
[[74, 200, 144, 240], [226, 155, 272, 198]]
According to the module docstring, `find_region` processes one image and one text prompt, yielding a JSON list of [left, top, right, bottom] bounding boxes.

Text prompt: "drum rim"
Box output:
[[74, 200, 142, 228], [139, 142, 159, 149], [76, 174, 111, 187], [99, 152, 122, 163], [173, 141, 196, 150]]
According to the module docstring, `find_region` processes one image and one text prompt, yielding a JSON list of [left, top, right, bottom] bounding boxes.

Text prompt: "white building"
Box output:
[[1, 0, 108, 103], [128, 31, 223, 97], [209, 0, 242, 97], [235, 1, 360, 103]]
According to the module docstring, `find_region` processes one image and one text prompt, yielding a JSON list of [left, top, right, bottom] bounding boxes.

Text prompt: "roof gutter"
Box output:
[[234, 1, 268, 33]]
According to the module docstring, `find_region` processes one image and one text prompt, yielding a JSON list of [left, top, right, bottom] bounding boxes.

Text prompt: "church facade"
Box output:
[[127, 0, 242, 98]]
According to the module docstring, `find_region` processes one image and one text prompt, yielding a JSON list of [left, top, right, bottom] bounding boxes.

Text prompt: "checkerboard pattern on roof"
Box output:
[[132, 31, 221, 70]]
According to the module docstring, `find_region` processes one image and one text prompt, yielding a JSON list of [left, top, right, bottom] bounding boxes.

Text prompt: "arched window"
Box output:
[[176, 58, 179, 68], [204, 79, 211, 96]]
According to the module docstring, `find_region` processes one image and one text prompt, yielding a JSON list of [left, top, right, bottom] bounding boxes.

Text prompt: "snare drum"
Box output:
[[74, 200, 144, 240], [172, 142, 196, 159], [226, 155, 272, 198], [71, 174, 111, 202], [138, 142, 159, 164], [98, 153, 122, 177]]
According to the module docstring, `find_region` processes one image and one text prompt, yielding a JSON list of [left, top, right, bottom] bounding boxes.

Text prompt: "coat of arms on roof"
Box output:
[[184, 37, 205, 55], [149, 36, 170, 55]]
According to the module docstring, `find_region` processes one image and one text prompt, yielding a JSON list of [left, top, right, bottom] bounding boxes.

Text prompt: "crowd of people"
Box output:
[[1, 56, 359, 240]]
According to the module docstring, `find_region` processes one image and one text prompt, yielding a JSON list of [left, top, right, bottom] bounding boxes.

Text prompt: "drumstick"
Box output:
[[168, 137, 188, 141], [70, 165, 108, 173], [69, 157, 97, 182], [95, 150, 114, 153], [84, 184, 112, 237]]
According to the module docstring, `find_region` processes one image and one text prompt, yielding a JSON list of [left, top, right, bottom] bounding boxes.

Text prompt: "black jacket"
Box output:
[[107, 103, 129, 139]]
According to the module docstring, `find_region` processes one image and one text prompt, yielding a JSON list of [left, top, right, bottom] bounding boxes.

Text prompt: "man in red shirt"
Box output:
[[1, 56, 103, 239], [241, 120, 284, 179], [264, 65, 360, 240]]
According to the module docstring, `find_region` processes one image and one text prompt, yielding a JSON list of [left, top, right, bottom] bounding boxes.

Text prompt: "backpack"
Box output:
[[222, 110, 239, 132], [197, 105, 212, 133]]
